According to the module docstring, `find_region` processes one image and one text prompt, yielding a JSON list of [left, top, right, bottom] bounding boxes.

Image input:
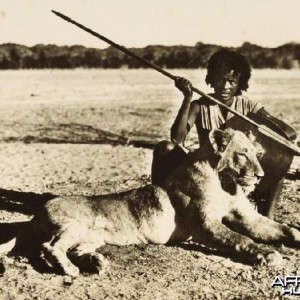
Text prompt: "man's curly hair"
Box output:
[[205, 49, 251, 96]]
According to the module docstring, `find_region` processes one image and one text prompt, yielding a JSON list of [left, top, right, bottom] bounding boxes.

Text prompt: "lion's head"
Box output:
[[209, 128, 264, 195]]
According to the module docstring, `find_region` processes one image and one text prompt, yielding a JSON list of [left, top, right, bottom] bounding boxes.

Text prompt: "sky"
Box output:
[[0, 0, 299, 49]]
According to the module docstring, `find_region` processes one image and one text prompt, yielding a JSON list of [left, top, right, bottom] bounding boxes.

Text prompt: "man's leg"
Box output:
[[151, 140, 187, 186], [257, 178, 284, 220]]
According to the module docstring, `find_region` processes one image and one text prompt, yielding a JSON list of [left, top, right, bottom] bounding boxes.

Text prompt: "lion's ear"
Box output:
[[245, 130, 256, 143], [208, 129, 230, 154]]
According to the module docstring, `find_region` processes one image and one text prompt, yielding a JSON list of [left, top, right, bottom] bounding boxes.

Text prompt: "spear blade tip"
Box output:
[[51, 10, 72, 22]]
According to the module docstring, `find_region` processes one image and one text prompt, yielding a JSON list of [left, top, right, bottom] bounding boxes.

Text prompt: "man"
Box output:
[[151, 49, 296, 219]]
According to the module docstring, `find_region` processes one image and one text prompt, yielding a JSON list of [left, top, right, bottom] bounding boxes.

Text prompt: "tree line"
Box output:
[[0, 42, 299, 69]]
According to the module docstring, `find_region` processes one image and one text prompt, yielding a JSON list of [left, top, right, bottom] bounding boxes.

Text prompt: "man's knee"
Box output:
[[152, 140, 186, 186], [153, 140, 177, 156]]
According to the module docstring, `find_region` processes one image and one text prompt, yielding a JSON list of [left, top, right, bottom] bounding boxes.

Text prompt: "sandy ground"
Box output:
[[0, 69, 299, 299]]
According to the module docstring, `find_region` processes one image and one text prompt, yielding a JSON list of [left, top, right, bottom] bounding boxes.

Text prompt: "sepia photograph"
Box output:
[[0, 0, 300, 299]]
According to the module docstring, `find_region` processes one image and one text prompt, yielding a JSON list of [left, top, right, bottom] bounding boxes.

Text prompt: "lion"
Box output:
[[1, 128, 300, 277]]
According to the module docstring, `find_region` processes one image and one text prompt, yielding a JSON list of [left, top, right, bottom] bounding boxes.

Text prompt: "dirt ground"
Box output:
[[0, 69, 299, 299]]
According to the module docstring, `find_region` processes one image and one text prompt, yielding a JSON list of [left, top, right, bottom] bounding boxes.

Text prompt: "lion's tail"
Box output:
[[0, 238, 16, 254]]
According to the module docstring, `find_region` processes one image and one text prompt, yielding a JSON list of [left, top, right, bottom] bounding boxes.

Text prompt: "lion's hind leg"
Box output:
[[42, 225, 89, 277], [68, 240, 108, 275]]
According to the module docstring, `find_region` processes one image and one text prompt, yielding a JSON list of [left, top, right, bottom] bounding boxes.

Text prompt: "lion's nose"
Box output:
[[254, 167, 264, 178]]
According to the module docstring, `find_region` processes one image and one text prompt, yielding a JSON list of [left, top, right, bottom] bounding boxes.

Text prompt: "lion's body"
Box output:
[[6, 129, 300, 276], [40, 186, 177, 246]]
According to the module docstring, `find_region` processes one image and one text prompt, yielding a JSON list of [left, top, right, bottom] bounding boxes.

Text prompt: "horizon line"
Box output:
[[0, 41, 299, 50]]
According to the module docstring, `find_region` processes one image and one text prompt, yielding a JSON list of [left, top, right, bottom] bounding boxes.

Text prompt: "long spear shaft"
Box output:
[[51, 10, 300, 155]]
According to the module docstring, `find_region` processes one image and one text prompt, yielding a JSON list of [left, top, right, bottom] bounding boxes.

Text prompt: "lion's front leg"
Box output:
[[224, 207, 300, 247], [192, 219, 282, 266]]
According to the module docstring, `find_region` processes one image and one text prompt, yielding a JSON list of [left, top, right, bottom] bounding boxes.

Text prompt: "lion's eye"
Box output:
[[234, 152, 248, 164], [236, 152, 248, 158]]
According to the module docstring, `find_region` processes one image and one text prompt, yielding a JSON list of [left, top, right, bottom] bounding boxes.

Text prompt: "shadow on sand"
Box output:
[[0, 188, 57, 274]]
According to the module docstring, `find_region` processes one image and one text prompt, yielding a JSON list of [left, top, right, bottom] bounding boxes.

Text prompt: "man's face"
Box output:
[[213, 65, 240, 104]]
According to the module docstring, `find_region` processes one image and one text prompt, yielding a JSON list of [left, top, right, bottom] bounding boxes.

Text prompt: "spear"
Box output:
[[51, 10, 300, 155]]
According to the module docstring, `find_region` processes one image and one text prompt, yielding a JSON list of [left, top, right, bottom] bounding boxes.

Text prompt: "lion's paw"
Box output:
[[62, 261, 80, 277], [88, 253, 109, 275], [290, 228, 300, 243], [256, 250, 283, 267]]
